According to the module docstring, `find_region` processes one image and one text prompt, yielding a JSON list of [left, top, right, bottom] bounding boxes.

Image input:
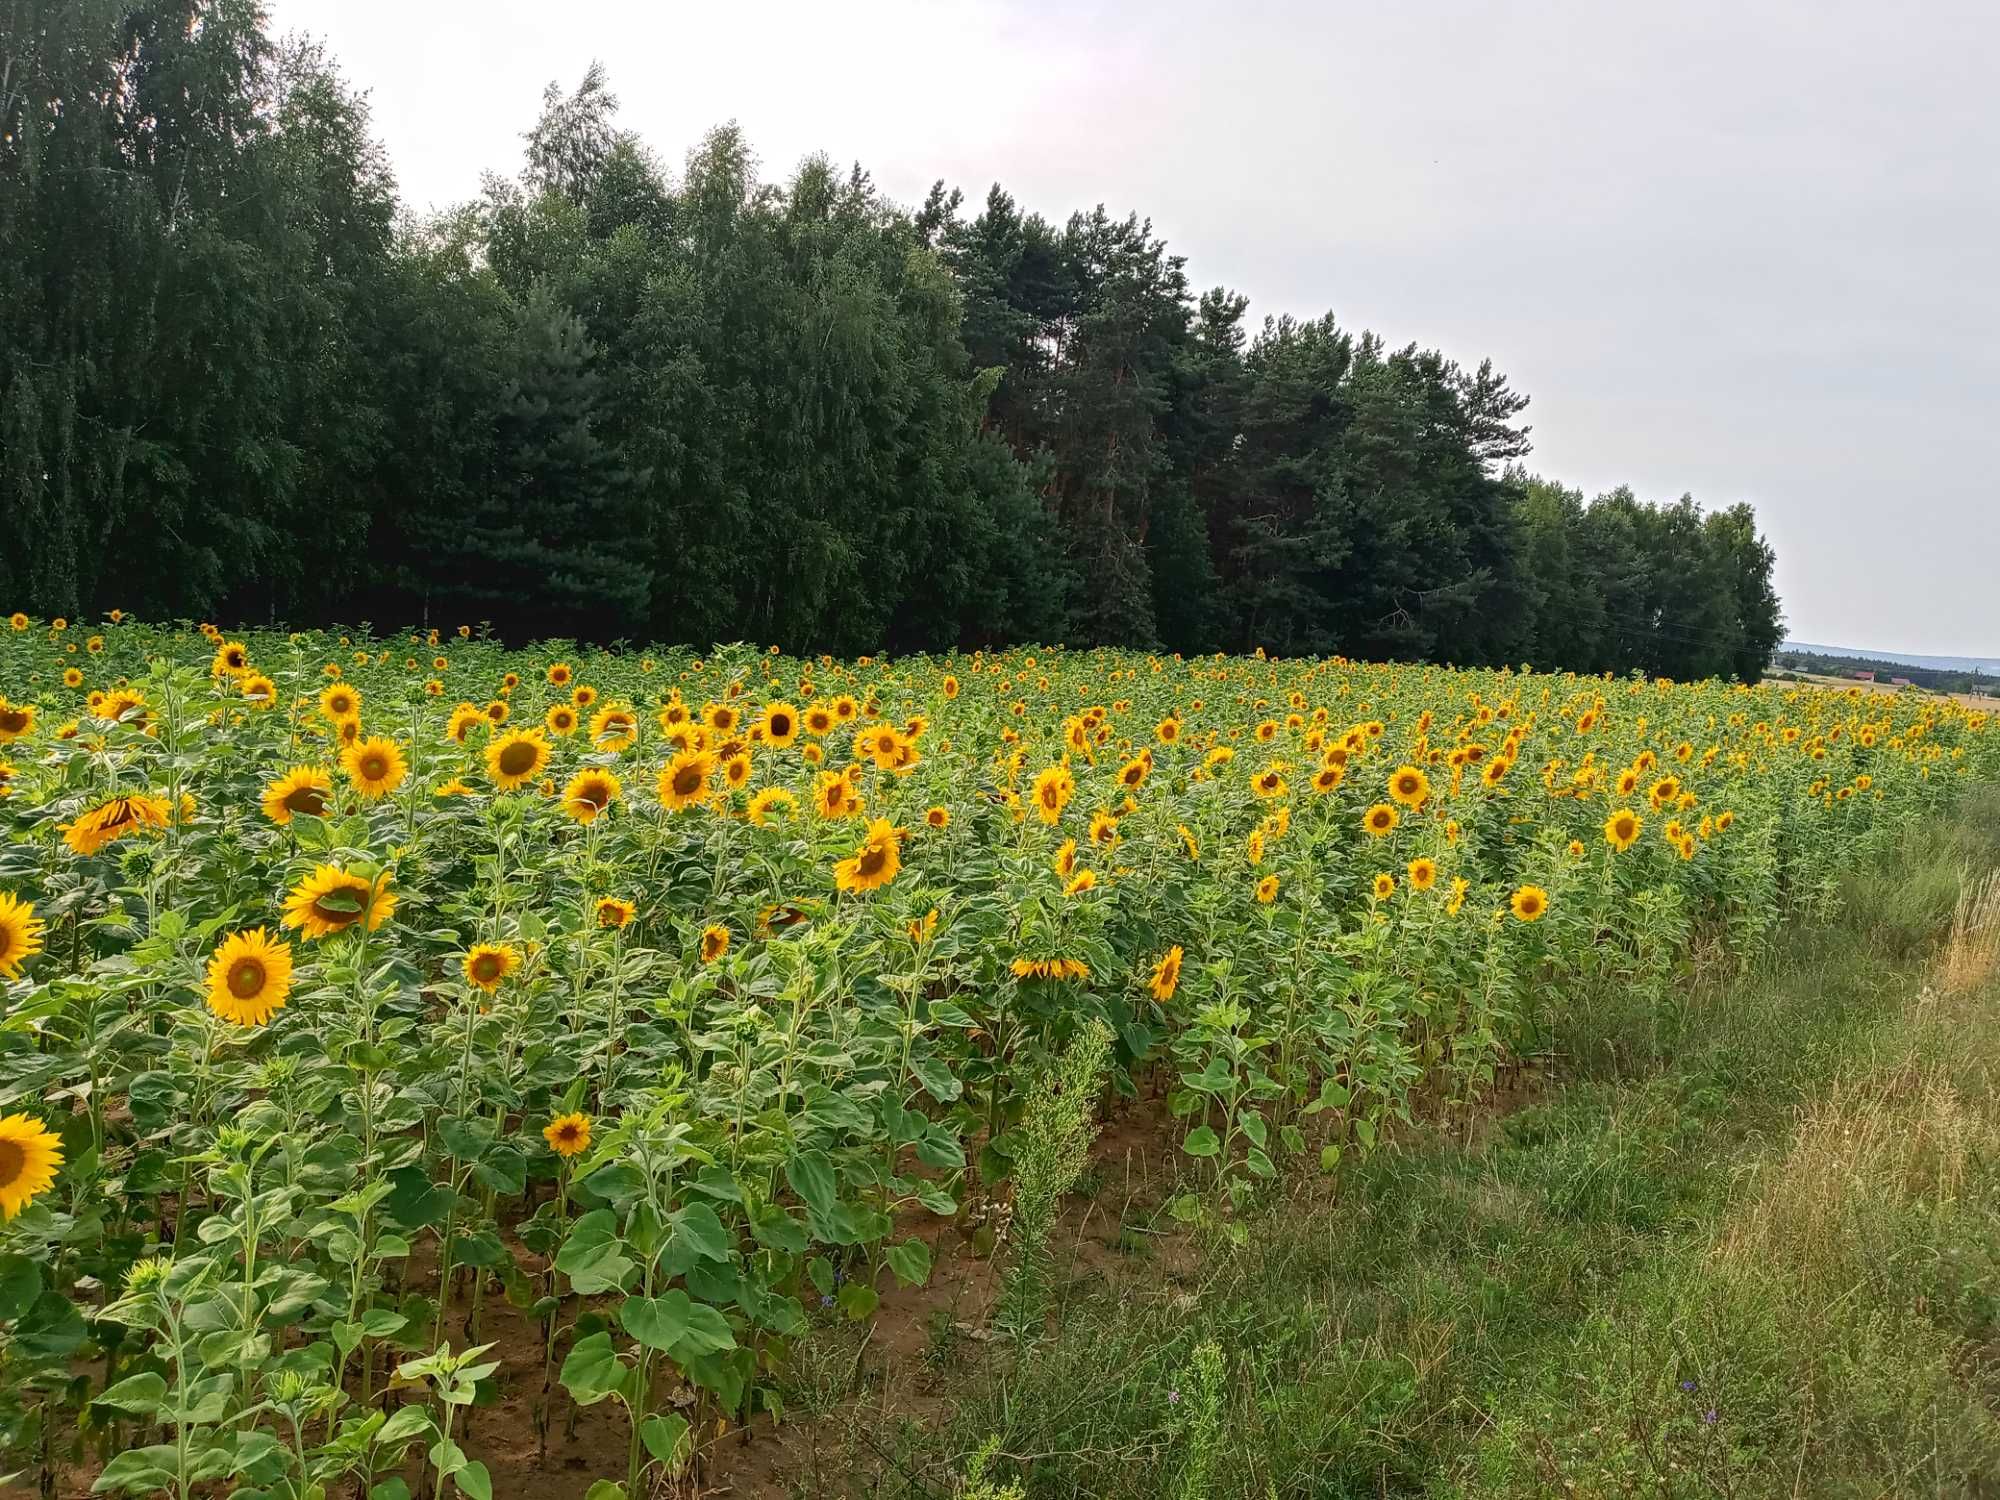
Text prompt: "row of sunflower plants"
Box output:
[[0, 611, 1993, 1495]]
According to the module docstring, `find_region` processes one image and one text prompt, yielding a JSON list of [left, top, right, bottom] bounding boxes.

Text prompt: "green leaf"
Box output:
[[1180, 1125, 1221, 1158], [749, 1204, 808, 1254], [669, 1203, 732, 1263], [559, 1332, 627, 1406], [638, 1412, 690, 1468], [582, 1484, 626, 1500], [836, 1282, 878, 1321], [375, 1404, 434, 1447], [785, 1151, 837, 1217], [620, 1291, 735, 1359], [884, 1238, 932, 1288], [456, 1462, 492, 1500], [92, 1445, 181, 1494], [91, 1372, 167, 1416], [0, 1255, 40, 1322]]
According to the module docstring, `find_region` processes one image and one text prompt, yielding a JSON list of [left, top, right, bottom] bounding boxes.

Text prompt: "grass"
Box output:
[[806, 790, 2000, 1499]]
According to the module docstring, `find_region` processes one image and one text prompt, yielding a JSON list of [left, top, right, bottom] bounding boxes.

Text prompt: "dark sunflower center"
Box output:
[[360, 754, 388, 779], [0, 928, 13, 962], [498, 743, 537, 776], [0, 1139, 23, 1187], [472, 955, 501, 982], [577, 780, 609, 809], [770, 713, 792, 736], [311, 893, 361, 927], [0, 709, 27, 733], [228, 958, 266, 999], [284, 786, 326, 815], [856, 845, 888, 877], [672, 765, 704, 796]]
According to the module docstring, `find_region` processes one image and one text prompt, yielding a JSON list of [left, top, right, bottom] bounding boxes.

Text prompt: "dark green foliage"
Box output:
[[0, 11, 1785, 676]]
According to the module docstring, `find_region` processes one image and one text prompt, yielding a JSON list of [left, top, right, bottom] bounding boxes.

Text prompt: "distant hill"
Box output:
[[1782, 642, 2000, 675]]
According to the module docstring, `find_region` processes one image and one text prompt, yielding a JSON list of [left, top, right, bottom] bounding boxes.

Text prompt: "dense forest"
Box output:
[[1, 2, 1784, 679]]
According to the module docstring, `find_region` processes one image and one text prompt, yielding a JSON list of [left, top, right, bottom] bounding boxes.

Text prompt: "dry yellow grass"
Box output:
[[1716, 867, 2000, 1284]]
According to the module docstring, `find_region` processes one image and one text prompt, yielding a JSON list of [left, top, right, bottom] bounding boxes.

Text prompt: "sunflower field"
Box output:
[[0, 613, 1992, 1499]]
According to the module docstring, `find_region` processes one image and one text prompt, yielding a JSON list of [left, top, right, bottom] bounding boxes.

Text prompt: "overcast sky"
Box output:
[[266, 0, 1997, 657]]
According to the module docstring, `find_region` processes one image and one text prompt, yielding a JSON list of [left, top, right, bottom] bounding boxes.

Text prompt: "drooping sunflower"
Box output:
[[1603, 807, 1642, 851], [1510, 885, 1550, 922], [595, 897, 635, 929], [812, 769, 863, 820], [1255, 873, 1280, 904], [659, 748, 718, 812], [262, 766, 332, 825], [544, 1112, 591, 1158], [758, 702, 800, 747], [342, 737, 408, 799], [589, 703, 640, 752], [1065, 869, 1097, 896], [562, 768, 622, 825], [484, 729, 550, 792], [282, 865, 397, 941], [0, 892, 46, 980], [699, 924, 731, 963], [203, 928, 294, 1027], [1388, 765, 1430, 808], [462, 943, 521, 993], [62, 793, 172, 856], [1362, 802, 1400, 838], [834, 818, 904, 893], [1407, 856, 1439, 891], [0, 1113, 63, 1219], [1149, 945, 1184, 1001], [746, 786, 796, 826]]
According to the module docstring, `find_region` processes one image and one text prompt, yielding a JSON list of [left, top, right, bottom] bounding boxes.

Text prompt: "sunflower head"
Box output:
[[463, 943, 521, 992], [699, 924, 731, 964], [1149, 945, 1184, 1001], [485, 730, 550, 792], [0, 892, 46, 980], [1363, 802, 1400, 838], [204, 928, 294, 1027], [595, 897, 635, 929], [0, 1113, 64, 1219], [342, 737, 408, 799], [544, 1112, 592, 1158], [1510, 885, 1550, 922]]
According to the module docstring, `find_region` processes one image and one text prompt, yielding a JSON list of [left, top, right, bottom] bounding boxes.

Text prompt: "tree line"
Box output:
[[1, 3, 1785, 679]]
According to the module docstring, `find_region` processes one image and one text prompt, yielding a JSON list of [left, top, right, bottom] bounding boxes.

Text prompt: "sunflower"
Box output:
[[747, 787, 796, 826], [1407, 856, 1438, 891], [1177, 824, 1200, 861], [1251, 766, 1287, 799], [544, 1112, 592, 1158], [658, 748, 717, 812], [834, 819, 905, 893], [546, 662, 573, 687], [463, 943, 521, 992], [1566, 839, 1585, 857], [1030, 764, 1075, 825], [1388, 764, 1430, 807], [700, 924, 731, 963], [282, 865, 397, 941], [262, 766, 332, 825], [203, 928, 294, 1026], [1648, 776, 1680, 810], [485, 700, 510, 725], [338, 736, 407, 799], [1254, 874, 1281, 904], [941, 674, 960, 700], [62, 793, 172, 856], [446, 704, 485, 744], [5, 613, 26, 631], [704, 702, 740, 734], [812, 769, 862, 820], [595, 897, 635, 929], [210, 640, 250, 677], [562, 769, 622, 824], [62, 668, 82, 689], [721, 752, 752, 790], [925, 805, 951, 829], [759, 702, 800, 747], [1065, 869, 1097, 896], [802, 703, 836, 737], [0, 701, 36, 741], [1362, 802, 1400, 838], [1603, 808, 1642, 851], [589, 703, 639, 752], [546, 704, 580, 737], [831, 695, 859, 723], [319, 683, 361, 722], [484, 730, 550, 792], [1510, 885, 1550, 922], [234, 672, 276, 709], [1148, 945, 1184, 1001], [1088, 810, 1120, 849], [0, 892, 46, 980], [1117, 754, 1151, 790], [0, 1113, 63, 1219], [1372, 872, 1396, 900], [1156, 717, 1181, 744], [1311, 764, 1344, 795]]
